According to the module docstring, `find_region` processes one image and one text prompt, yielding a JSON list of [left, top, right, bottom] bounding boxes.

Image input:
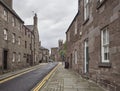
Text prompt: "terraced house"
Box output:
[[0, 0, 41, 73], [66, 0, 120, 91]]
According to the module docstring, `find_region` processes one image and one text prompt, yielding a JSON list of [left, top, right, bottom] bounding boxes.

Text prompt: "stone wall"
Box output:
[[66, 0, 120, 90]]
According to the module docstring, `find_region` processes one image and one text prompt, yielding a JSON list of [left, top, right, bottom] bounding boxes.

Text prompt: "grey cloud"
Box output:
[[13, 0, 78, 49]]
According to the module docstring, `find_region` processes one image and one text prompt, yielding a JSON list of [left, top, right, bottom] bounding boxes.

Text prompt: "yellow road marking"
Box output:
[[32, 64, 59, 91], [0, 68, 38, 84]]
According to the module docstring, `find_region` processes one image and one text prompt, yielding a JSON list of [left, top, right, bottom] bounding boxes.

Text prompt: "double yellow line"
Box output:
[[32, 64, 59, 91], [0, 69, 36, 84], [0, 65, 42, 84]]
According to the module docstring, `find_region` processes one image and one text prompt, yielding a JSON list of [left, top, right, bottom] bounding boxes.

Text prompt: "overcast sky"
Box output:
[[13, 0, 78, 50]]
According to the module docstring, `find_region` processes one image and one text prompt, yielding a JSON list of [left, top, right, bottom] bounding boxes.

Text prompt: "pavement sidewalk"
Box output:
[[0, 63, 47, 81], [40, 64, 106, 91]]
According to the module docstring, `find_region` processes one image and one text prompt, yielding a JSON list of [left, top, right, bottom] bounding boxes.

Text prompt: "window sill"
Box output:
[[96, 0, 106, 9], [83, 18, 89, 25], [98, 62, 111, 68]]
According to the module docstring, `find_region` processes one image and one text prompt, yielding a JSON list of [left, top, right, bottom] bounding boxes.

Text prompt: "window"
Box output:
[[4, 29, 8, 40], [3, 9, 8, 21], [75, 20, 77, 35], [25, 41, 27, 48], [35, 54, 37, 62], [18, 37, 21, 45], [12, 52, 16, 62], [18, 53, 21, 62], [101, 28, 109, 63], [18, 22, 21, 30], [84, 0, 89, 20], [12, 16, 15, 27], [12, 33, 15, 43], [30, 43, 32, 50], [75, 50, 77, 64]]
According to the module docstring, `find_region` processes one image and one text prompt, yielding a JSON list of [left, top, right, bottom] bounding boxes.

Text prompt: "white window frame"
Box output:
[[4, 9, 8, 21], [12, 52, 16, 62], [4, 29, 8, 40], [84, 0, 89, 20], [12, 33, 15, 43], [18, 37, 21, 45], [75, 50, 77, 64], [84, 40, 88, 73], [101, 28, 109, 63], [75, 20, 77, 35]]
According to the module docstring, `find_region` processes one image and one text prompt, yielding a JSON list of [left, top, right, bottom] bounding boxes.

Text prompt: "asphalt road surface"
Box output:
[[0, 63, 58, 91]]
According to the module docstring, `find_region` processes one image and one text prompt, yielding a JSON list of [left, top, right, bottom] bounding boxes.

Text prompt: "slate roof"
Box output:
[[26, 25, 34, 31], [40, 46, 49, 50]]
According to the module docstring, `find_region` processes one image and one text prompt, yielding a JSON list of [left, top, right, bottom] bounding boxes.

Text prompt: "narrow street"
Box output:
[[0, 63, 58, 91]]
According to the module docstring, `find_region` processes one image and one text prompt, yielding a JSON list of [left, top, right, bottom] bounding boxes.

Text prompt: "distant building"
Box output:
[[66, 0, 120, 91], [51, 40, 65, 62], [40, 46, 49, 63], [0, 0, 41, 73], [51, 47, 58, 61]]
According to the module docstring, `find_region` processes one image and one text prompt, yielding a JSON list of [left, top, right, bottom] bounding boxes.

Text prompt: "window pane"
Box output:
[[101, 28, 109, 62], [12, 33, 15, 43], [103, 30, 106, 44], [12, 53, 16, 62], [18, 53, 21, 62], [18, 37, 21, 45], [4, 29, 7, 40], [106, 30, 109, 44]]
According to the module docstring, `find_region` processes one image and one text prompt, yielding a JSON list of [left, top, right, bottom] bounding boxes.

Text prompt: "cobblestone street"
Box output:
[[40, 64, 106, 91]]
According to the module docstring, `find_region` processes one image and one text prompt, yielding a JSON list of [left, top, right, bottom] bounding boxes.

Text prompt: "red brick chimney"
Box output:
[[4, 0, 13, 8]]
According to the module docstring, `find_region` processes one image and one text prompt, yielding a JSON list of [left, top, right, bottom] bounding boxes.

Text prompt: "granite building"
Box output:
[[0, 0, 41, 73], [51, 47, 58, 62], [66, 0, 120, 91], [40, 46, 49, 63]]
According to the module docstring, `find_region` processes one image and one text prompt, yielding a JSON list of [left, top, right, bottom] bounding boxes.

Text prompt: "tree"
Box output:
[[59, 41, 66, 61]]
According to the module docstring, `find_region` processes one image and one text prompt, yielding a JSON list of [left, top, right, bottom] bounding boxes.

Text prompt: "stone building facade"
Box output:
[[51, 47, 59, 62], [51, 40, 65, 62], [40, 46, 49, 63], [66, 0, 120, 91], [0, 0, 41, 73]]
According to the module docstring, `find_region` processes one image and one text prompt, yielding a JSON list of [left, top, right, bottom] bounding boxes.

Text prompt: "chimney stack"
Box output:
[[34, 13, 38, 27]]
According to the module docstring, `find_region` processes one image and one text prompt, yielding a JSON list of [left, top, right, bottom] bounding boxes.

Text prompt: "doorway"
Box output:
[[3, 49, 8, 70], [84, 40, 89, 73]]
